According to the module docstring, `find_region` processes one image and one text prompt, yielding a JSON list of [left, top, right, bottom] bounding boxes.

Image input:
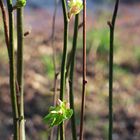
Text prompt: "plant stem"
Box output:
[[79, 0, 87, 140], [6, 0, 19, 140], [51, 0, 59, 108], [17, 7, 25, 140], [60, 0, 68, 140], [51, 0, 59, 76], [50, 1, 59, 140], [66, 22, 82, 79], [108, 0, 119, 140], [0, 0, 9, 57], [60, 0, 68, 103], [69, 14, 79, 140]]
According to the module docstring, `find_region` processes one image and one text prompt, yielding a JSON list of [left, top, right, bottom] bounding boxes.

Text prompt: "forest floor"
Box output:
[[0, 2, 140, 140]]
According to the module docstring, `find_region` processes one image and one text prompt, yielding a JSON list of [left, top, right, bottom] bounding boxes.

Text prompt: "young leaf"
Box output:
[[43, 99, 73, 127]]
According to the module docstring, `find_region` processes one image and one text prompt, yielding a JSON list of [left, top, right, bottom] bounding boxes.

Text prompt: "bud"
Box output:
[[68, 0, 83, 19], [13, 0, 26, 10]]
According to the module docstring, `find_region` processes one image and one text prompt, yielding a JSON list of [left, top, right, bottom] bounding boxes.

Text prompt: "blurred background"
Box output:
[[0, 0, 140, 139]]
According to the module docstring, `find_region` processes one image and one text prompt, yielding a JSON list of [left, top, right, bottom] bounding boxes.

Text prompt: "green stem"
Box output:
[[59, 21, 68, 140], [60, 0, 69, 140], [50, 1, 59, 140], [60, 19, 68, 100], [69, 14, 79, 140], [108, 20, 114, 140], [108, 0, 119, 140], [79, 0, 87, 139], [65, 52, 71, 79], [6, 0, 19, 140], [17, 7, 25, 140]]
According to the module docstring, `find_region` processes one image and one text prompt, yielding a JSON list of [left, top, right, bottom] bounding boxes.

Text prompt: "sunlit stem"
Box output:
[[6, 0, 19, 139]]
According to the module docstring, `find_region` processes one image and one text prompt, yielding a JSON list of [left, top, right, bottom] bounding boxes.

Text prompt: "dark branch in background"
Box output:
[[50, 1, 59, 140], [51, 0, 59, 76], [107, 0, 119, 140], [6, 0, 19, 140], [79, 0, 87, 140], [0, 0, 10, 57], [78, 22, 83, 30], [69, 14, 79, 140]]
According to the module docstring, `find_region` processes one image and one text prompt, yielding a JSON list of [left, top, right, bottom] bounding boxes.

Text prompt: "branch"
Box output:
[[0, 0, 10, 57], [79, 0, 87, 140], [107, 0, 119, 140], [6, 0, 19, 139], [60, 0, 69, 140], [69, 14, 79, 140], [16, 7, 26, 140]]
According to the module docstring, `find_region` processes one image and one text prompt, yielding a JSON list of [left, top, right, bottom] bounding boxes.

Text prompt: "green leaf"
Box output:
[[43, 100, 73, 127], [65, 109, 73, 119]]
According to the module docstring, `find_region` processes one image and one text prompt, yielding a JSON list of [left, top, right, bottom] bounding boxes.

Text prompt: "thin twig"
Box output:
[[60, 0, 69, 139], [78, 22, 83, 30], [107, 0, 119, 140], [50, 0, 59, 134], [66, 52, 72, 79], [51, 0, 59, 113], [50, 73, 59, 140], [16, 7, 25, 140], [0, 0, 10, 57], [6, 0, 19, 139], [79, 0, 87, 140], [66, 21, 83, 79], [69, 14, 79, 140], [60, 0, 68, 107], [51, 0, 59, 75]]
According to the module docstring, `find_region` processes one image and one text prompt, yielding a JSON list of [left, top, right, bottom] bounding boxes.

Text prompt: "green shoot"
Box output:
[[13, 0, 26, 10], [43, 99, 73, 127], [68, 0, 83, 19]]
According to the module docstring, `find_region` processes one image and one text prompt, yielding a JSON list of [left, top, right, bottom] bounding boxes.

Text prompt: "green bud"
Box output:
[[68, 0, 83, 19], [13, 0, 26, 9]]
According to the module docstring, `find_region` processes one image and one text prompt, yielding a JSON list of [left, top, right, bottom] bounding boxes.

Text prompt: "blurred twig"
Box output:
[[51, 0, 59, 75], [0, 0, 10, 57], [78, 22, 83, 30], [49, 1, 59, 140]]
